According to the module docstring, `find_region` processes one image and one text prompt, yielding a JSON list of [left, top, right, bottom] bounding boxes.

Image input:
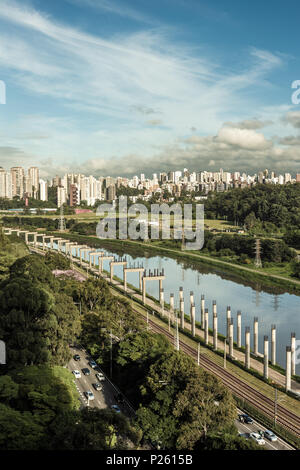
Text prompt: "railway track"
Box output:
[[140, 312, 300, 438]]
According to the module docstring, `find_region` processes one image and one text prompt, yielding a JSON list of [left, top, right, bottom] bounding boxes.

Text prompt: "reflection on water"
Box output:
[[54, 242, 300, 373]]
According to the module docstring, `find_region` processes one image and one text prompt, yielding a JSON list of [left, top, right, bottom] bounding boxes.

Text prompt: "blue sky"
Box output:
[[0, 0, 300, 177]]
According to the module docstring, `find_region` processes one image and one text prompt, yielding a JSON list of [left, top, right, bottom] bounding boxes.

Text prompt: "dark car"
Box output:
[[92, 383, 102, 391], [238, 414, 253, 424], [89, 360, 97, 369], [82, 368, 90, 376], [73, 354, 81, 361]]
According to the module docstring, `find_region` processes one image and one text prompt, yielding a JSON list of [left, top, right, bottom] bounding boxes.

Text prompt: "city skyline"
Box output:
[[0, 0, 300, 177], [1, 163, 299, 207]]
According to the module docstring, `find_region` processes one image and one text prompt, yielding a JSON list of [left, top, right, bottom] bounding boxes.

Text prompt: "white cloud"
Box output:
[[216, 127, 272, 150]]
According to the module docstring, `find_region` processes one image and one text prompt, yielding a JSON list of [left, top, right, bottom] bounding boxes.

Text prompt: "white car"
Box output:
[[264, 430, 278, 442], [96, 372, 105, 382], [72, 370, 81, 379], [250, 433, 265, 446], [84, 391, 95, 401]]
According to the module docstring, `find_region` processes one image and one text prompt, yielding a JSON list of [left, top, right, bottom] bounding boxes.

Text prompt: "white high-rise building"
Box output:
[[28, 167, 39, 198], [0, 168, 12, 199], [57, 186, 67, 207], [39, 179, 48, 201]]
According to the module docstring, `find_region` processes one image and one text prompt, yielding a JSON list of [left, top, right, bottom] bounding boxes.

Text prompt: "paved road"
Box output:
[[68, 344, 133, 416], [235, 410, 295, 450]]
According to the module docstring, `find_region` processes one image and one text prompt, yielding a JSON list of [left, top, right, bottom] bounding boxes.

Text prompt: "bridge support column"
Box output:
[[291, 333, 296, 376], [229, 319, 234, 358], [237, 311, 242, 348], [271, 325, 276, 365], [204, 309, 209, 345], [245, 327, 251, 369], [180, 298, 185, 329], [253, 317, 259, 356], [286, 346, 291, 392], [264, 335, 269, 380], [160, 288, 164, 316], [191, 303, 196, 337], [213, 301, 218, 350], [226, 306, 231, 339], [201, 294, 205, 329]]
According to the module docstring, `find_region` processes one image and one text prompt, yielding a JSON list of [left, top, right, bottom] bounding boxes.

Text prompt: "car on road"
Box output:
[[73, 354, 81, 361], [96, 372, 105, 382], [72, 370, 81, 379], [238, 432, 250, 439], [92, 383, 102, 391], [264, 430, 278, 442], [238, 414, 253, 424], [82, 368, 90, 376], [84, 391, 95, 401], [250, 433, 265, 446], [111, 405, 121, 413], [89, 360, 98, 369]]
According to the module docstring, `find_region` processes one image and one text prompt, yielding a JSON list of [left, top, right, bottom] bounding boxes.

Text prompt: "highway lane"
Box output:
[[67, 344, 132, 415], [235, 410, 295, 450]]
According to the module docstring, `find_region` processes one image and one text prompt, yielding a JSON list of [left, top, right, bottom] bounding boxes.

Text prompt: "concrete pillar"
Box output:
[[286, 346, 291, 392], [245, 327, 251, 369], [160, 288, 164, 316], [263, 335, 269, 380], [226, 306, 231, 339], [237, 311, 242, 348], [204, 308, 209, 345], [271, 325, 276, 365], [291, 333, 296, 376], [191, 303, 196, 337], [201, 295, 205, 329], [170, 294, 174, 325], [180, 298, 185, 329], [159, 279, 163, 294], [253, 317, 258, 356], [213, 307, 218, 351], [142, 278, 146, 304], [189, 291, 194, 313], [229, 319, 234, 358], [179, 287, 183, 302], [139, 271, 143, 291]]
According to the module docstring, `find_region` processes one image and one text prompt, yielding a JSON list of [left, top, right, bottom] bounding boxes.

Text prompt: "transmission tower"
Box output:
[[254, 238, 262, 268], [58, 204, 66, 232]]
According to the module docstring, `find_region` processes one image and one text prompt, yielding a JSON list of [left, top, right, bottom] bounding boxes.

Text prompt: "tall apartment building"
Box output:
[[39, 179, 48, 201], [106, 184, 116, 201], [57, 186, 67, 207], [69, 183, 80, 206], [0, 168, 12, 199], [28, 167, 39, 198], [10, 167, 25, 198]]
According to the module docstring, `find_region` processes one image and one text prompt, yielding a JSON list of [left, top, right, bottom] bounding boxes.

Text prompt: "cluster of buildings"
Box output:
[[0, 166, 48, 201], [0, 166, 299, 207]]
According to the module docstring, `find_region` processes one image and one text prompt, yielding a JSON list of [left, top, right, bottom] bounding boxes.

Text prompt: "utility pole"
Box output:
[[58, 204, 66, 232], [224, 338, 227, 369], [254, 238, 262, 268], [197, 342, 200, 366], [147, 311, 149, 331]]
